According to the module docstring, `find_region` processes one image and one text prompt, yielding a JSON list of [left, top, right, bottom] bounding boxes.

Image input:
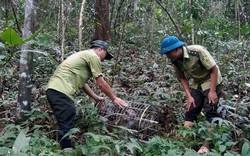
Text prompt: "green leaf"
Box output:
[[92, 145, 111, 154], [225, 141, 237, 147], [219, 145, 226, 153], [245, 83, 250, 88], [0, 147, 11, 155], [125, 138, 143, 154], [0, 42, 5, 49], [183, 149, 199, 156], [1, 28, 23, 46], [12, 128, 30, 153], [80, 146, 88, 155], [61, 148, 75, 156], [241, 141, 250, 156], [0, 55, 5, 60], [84, 132, 113, 143], [115, 144, 120, 154], [61, 128, 80, 141]]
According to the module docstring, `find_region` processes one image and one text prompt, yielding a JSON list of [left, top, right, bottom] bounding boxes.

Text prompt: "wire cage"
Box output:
[[95, 100, 159, 140]]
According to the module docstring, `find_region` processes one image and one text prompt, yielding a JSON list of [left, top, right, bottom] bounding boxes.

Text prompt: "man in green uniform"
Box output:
[[46, 40, 128, 149], [159, 36, 223, 154]]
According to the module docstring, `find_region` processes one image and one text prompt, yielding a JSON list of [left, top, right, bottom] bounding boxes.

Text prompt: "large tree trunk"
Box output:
[[94, 0, 111, 41], [18, 0, 36, 119]]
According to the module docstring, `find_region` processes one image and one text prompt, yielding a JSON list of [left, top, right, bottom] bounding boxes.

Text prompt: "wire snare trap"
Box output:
[[95, 100, 160, 140]]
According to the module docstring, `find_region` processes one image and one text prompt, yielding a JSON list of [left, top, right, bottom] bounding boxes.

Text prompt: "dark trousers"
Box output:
[[46, 89, 76, 149], [185, 84, 222, 122]]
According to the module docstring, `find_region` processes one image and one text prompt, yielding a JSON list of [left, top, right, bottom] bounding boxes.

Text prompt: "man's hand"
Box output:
[[186, 96, 196, 111], [113, 97, 128, 107], [94, 96, 105, 103], [208, 91, 218, 106], [94, 96, 106, 111]]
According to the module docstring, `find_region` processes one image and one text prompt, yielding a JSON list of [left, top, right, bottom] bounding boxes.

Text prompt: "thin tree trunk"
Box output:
[[189, 0, 194, 44], [112, 0, 125, 37], [148, 1, 155, 56], [78, 0, 86, 51], [226, 0, 231, 17], [61, 0, 65, 61], [133, 0, 140, 21], [18, 0, 36, 119], [191, 17, 194, 44], [235, 0, 241, 40], [57, 0, 61, 40], [4, 0, 9, 25], [10, 0, 22, 34], [235, 0, 238, 23], [110, 0, 117, 32], [111, 0, 129, 86]]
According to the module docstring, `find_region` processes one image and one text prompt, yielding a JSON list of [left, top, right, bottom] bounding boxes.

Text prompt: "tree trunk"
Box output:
[[18, 0, 36, 119], [112, 0, 125, 37], [57, 0, 61, 41], [133, 0, 140, 21], [79, 0, 86, 50], [61, 0, 65, 61], [110, 0, 129, 86], [94, 0, 111, 41]]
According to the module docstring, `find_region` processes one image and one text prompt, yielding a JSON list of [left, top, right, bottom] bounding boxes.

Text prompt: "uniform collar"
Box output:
[[172, 47, 189, 64], [183, 46, 189, 59]]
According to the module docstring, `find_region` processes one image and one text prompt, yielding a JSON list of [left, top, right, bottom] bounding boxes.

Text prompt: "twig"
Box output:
[[155, 0, 185, 42], [10, 0, 22, 34], [112, 0, 125, 36]]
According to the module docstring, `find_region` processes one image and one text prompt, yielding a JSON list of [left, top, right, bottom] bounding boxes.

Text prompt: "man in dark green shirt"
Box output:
[[46, 40, 128, 149]]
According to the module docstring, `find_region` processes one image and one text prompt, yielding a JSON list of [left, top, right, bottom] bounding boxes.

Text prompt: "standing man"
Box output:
[[46, 40, 128, 149], [159, 36, 223, 154]]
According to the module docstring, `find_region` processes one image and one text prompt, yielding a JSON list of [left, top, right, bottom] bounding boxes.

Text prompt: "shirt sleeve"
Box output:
[[88, 56, 103, 78], [199, 47, 216, 70]]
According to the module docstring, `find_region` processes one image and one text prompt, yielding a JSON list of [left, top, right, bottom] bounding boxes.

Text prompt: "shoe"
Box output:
[[197, 146, 209, 154]]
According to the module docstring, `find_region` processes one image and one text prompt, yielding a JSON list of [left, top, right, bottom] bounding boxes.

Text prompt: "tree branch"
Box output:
[[155, 0, 185, 41], [10, 0, 22, 34], [111, 0, 129, 86]]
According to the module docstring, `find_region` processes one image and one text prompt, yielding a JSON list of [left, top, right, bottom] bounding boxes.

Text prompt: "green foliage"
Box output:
[[61, 128, 80, 143], [173, 119, 249, 155], [1, 28, 22, 46], [0, 127, 30, 155], [81, 132, 143, 155], [0, 0, 249, 155], [241, 140, 250, 156], [75, 97, 105, 132], [12, 128, 30, 154], [1, 27, 43, 48], [0, 111, 63, 155], [144, 136, 181, 155], [0, 124, 21, 148]]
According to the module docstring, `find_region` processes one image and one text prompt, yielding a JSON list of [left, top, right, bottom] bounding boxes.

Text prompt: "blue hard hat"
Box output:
[[160, 36, 185, 54]]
